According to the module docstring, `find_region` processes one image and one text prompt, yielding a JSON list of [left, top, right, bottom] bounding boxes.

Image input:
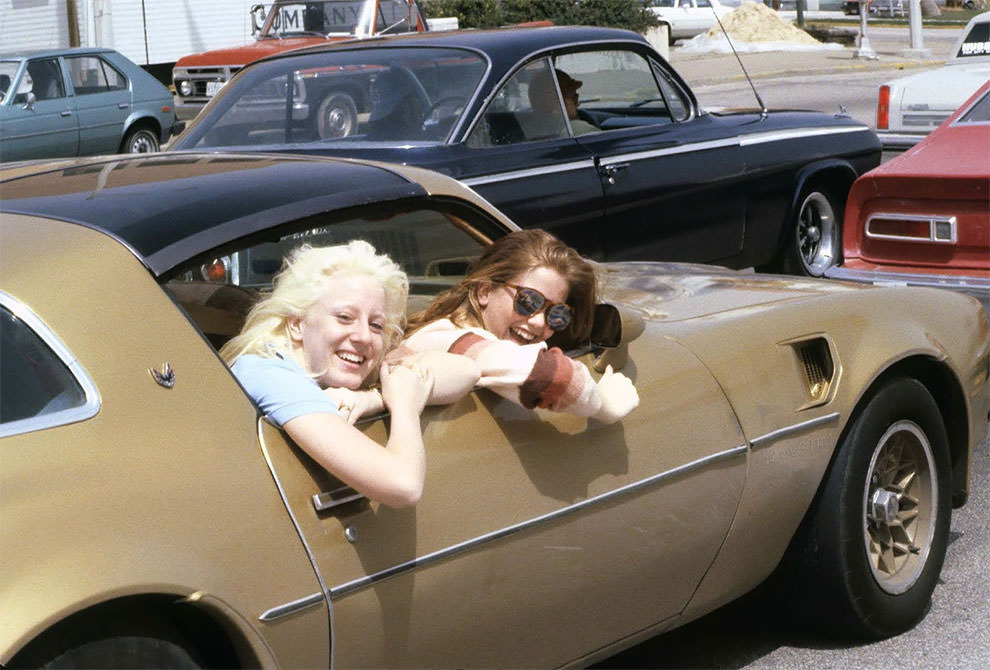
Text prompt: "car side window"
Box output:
[[0, 300, 98, 438], [469, 58, 569, 147], [66, 55, 127, 95], [553, 50, 679, 130], [165, 207, 489, 349], [22, 58, 66, 101]]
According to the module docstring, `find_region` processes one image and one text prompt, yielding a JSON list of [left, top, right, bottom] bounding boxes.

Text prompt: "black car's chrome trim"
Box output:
[[738, 125, 870, 146], [462, 158, 597, 186], [327, 444, 748, 600], [0, 289, 101, 439], [749, 412, 841, 451], [461, 126, 869, 187]]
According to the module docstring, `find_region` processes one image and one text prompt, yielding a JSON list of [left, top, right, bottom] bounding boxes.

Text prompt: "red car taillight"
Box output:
[[877, 85, 890, 130]]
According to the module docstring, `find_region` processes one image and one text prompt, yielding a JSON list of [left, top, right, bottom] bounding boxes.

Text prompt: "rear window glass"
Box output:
[[957, 21, 990, 58]]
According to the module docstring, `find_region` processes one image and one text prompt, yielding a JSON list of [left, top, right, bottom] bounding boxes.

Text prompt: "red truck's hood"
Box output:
[[175, 37, 343, 67]]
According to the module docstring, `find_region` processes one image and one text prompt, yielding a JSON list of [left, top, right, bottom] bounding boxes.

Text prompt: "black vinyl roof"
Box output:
[[0, 153, 426, 277], [266, 25, 651, 71]]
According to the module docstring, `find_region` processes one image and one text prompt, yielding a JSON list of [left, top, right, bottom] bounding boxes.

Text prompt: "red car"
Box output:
[[826, 81, 990, 306]]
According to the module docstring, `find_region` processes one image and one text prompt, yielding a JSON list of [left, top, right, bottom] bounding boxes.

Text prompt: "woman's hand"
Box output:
[[380, 360, 433, 416], [322, 387, 384, 424], [594, 365, 639, 424]]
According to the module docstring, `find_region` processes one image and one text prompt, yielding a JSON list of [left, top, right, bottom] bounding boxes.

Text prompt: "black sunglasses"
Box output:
[[502, 283, 572, 332]]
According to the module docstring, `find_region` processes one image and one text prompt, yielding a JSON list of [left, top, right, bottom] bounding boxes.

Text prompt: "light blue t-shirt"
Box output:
[[231, 353, 340, 427]]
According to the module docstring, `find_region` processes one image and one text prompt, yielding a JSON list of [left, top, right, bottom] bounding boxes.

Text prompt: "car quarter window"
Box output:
[[65, 55, 127, 95], [0, 300, 99, 438], [164, 207, 489, 350]]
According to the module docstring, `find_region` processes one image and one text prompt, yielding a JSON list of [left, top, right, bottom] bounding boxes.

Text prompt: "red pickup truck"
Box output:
[[172, 0, 427, 121]]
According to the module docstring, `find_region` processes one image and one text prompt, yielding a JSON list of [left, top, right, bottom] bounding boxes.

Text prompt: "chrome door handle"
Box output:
[[118, 103, 129, 109], [60, 110, 72, 117], [601, 162, 630, 185], [312, 486, 364, 512]]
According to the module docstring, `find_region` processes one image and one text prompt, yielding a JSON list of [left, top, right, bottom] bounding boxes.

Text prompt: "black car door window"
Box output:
[[469, 58, 570, 146], [553, 50, 677, 131]]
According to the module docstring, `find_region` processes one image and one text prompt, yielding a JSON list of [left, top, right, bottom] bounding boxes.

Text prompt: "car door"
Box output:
[[553, 48, 747, 265], [0, 58, 78, 161], [224, 207, 748, 667], [63, 54, 131, 155]]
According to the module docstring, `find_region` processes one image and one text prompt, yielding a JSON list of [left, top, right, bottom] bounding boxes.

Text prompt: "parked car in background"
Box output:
[[170, 25, 881, 276], [827, 81, 990, 307], [646, 0, 733, 44], [0, 47, 180, 162], [2, 152, 987, 667], [876, 11, 990, 150], [172, 0, 427, 121]]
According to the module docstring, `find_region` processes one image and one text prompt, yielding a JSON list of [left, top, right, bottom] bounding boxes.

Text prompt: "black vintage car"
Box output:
[[170, 25, 881, 276]]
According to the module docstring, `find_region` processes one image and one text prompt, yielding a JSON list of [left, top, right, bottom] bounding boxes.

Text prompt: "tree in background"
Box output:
[[422, 0, 658, 32]]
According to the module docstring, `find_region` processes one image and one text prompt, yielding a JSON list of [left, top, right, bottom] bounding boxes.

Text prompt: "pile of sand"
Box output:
[[679, 1, 842, 53], [704, 1, 822, 44]]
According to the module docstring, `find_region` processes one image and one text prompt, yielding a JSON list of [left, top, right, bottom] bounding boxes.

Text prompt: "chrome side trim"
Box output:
[[259, 592, 325, 622], [738, 125, 870, 146], [328, 444, 748, 600], [462, 158, 596, 187], [749, 412, 841, 451], [462, 126, 870, 188], [0, 289, 101, 439]]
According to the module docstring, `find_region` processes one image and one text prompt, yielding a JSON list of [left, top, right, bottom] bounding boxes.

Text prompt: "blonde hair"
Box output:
[[406, 229, 597, 344], [220, 241, 408, 366]]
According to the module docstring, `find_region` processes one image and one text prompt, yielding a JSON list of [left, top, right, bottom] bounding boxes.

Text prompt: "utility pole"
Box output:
[[855, 0, 878, 59], [905, 0, 932, 58]]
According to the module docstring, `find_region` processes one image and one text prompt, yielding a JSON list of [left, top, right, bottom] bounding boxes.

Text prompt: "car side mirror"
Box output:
[[22, 91, 36, 110], [591, 303, 645, 373]]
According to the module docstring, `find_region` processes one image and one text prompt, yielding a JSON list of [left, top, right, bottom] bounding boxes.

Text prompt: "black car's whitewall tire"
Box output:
[[797, 377, 951, 639]]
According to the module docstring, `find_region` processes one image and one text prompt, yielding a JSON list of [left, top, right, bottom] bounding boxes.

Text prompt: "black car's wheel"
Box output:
[[121, 125, 160, 153], [316, 92, 358, 139], [795, 378, 951, 639], [779, 183, 843, 276]]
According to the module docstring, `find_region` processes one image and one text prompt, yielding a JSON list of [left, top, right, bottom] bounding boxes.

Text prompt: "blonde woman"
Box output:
[[222, 241, 475, 508], [400, 230, 638, 423]]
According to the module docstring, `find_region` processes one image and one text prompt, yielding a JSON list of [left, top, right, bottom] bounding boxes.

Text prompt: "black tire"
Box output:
[[37, 635, 202, 668], [8, 610, 208, 669], [316, 91, 358, 139], [777, 183, 843, 277], [120, 125, 160, 153], [793, 378, 951, 639]]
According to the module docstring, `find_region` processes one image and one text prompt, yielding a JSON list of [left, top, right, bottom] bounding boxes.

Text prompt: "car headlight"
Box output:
[[178, 80, 192, 96]]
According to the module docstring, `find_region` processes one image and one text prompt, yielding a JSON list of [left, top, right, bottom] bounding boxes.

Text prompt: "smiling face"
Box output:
[[287, 273, 386, 389], [478, 266, 570, 346]]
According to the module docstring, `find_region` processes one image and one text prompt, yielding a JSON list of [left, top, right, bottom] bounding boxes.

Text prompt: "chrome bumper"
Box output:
[[826, 265, 990, 304]]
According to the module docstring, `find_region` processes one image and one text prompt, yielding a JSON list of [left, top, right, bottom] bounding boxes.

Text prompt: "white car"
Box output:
[[648, 0, 733, 44], [876, 11, 990, 150]]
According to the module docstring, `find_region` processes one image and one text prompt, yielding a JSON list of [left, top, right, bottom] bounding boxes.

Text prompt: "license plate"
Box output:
[[206, 80, 225, 96]]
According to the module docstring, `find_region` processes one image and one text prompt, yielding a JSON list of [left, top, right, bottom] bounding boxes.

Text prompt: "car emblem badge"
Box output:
[[150, 362, 175, 389]]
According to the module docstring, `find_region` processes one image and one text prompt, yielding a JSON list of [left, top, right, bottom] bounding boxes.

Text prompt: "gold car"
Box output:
[[2, 153, 988, 668]]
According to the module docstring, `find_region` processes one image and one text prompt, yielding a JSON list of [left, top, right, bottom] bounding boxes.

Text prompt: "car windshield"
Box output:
[[183, 47, 487, 148], [955, 19, 989, 59], [262, 0, 417, 37]]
